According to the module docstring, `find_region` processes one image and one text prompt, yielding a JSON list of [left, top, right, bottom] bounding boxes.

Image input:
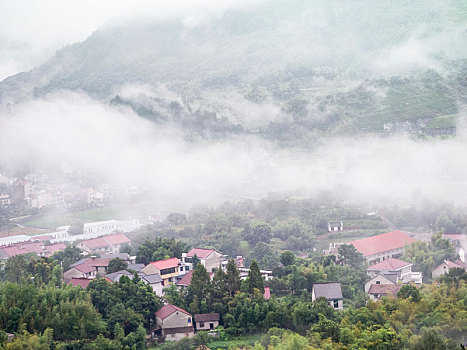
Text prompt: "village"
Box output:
[[0, 208, 466, 347]]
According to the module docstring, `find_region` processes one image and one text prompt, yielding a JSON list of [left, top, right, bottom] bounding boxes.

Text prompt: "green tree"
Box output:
[[51, 246, 82, 271], [106, 258, 128, 274], [188, 263, 212, 312], [225, 258, 241, 297], [248, 260, 264, 294], [280, 251, 296, 266], [397, 284, 421, 302], [338, 244, 365, 268]]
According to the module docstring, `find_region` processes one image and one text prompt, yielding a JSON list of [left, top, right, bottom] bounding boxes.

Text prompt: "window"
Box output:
[[333, 300, 339, 308], [188, 317, 192, 323], [200, 322, 205, 328], [210, 323, 214, 330], [160, 267, 176, 275], [376, 281, 380, 284], [185, 266, 190, 271]]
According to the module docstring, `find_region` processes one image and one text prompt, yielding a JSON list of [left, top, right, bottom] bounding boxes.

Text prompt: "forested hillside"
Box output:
[[1, 0, 466, 145]]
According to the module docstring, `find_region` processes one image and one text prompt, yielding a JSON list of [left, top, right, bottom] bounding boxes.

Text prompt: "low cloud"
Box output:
[[1, 91, 467, 208]]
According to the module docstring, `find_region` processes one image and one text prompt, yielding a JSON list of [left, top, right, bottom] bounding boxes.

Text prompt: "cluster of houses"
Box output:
[[62, 246, 274, 342], [0, 169, 148, 212], [65, 247, 273, 296], [324, 230, 467, 300], [0, 220, 134, 270]]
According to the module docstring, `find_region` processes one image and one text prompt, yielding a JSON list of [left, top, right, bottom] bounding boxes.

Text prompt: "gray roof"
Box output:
[[140, 273, 162, 284], [127, 263, 145, 272], [101, 253, 130, 260], [312, 282, 343, 300], [105, 270, 133, 282]]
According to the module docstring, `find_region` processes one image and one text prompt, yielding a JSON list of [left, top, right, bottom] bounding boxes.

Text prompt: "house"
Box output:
[[367, 257, 422, 284], [140, 273, 164, 296], [77, 233, 130, 254], [64, 257, 112, 282], [0, 241, 66, 260], [127, 263, 145, 272], [349, 230, 415, 265], [141, 257, 180, 286], [236, 256, 245, 268], [238, 267, 274, 281], [368, 284, 402, 300], [176, 270, 193, 290], [104, 270, 134, 283], [432, 259, 467, 279], [184, 248, 224, 273], [328, 221, 343, 232], [364, 273, 398, 293], [311, 282, 343, 310], [104, 269, 164, 295], [0, 194, 10, 207], [154, 304, 194, 341], [82, 219, 140, 235], [442, 233, 467, 262], [101, 253, 135, 264], [195, 313, 219, 331], [68, 277, 93, 289]]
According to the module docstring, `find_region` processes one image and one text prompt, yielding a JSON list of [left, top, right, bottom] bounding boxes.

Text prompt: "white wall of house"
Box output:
[[196, 320, 219, 331], [364, 275, 396, 293]]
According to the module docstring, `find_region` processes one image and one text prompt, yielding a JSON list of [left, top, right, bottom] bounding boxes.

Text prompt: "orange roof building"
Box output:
[[141, 257, 180, 286], [349, 230, 415, 264]]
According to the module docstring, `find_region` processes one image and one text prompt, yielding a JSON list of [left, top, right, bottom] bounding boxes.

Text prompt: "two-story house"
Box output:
[[183, 248, 224, 273], [350, 230, 415, 265], [154, 304, 194, 341], [366, 257, 422, 284], [77, 233, 130, 254], [141, 257, 180, 286]]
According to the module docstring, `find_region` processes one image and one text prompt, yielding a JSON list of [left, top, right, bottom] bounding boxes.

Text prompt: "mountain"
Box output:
[[1, 0, 466, 145]]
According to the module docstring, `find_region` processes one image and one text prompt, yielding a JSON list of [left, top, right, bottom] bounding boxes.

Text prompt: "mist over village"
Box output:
[[0, 1, 466, 349]]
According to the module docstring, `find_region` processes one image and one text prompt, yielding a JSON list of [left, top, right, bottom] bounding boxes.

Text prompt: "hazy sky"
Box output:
[[0, 0, 257, 81]]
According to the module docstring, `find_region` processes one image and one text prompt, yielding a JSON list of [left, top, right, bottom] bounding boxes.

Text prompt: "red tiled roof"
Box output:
[[45, 243, 66, 255], [443, 233, 466, 241], [0, 242, 46, 257], [81, 234, 130, 250], [156, 304, 191, 319], [350, 230, 415, 256], [81, 237, 108, 249], [368, 284, 402, 297], [367, 258, 412, 271], [72, 257, 111, 273], [74, 264, 96, 274], [68, 278, 92, 289], [177, 270, 193, 287], [104, 233, 131, 245], [444, 260, 465, 269], [150, 257, 179, 270], [87, 258, 112, 267], [1, 246, 24, 257], [264, 286, 271, 300], [187, 248, 215, 259]]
